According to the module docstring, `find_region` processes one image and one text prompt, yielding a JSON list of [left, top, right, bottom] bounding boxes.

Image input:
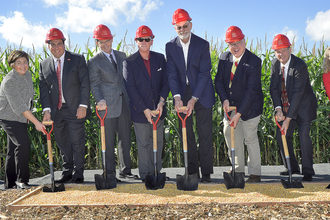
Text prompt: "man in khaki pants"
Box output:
[[214, 26, 263, 182]]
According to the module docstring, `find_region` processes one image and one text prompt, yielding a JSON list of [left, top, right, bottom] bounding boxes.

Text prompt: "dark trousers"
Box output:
[[104, 98, 132, 175], [0, 119, 30, 188], [53, 104, 86, 179], [178, 86, 214, 175], [276, 117, 315, 175]]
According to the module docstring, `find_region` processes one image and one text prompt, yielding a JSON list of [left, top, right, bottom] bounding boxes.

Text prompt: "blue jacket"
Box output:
[[123, 51, 169, 123], [215, 49, 263, 120], [166, 33, 215, 108]]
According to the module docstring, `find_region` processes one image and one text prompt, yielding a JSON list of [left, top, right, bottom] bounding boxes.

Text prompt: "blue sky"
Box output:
[[0, 0, 329, 55]]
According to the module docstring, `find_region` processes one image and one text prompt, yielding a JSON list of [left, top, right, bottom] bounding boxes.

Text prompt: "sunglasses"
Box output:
[[175, 22, 190, 31], [136, 38, 152, 42]]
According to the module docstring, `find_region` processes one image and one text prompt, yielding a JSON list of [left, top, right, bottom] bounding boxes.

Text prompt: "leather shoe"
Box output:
[[246, 175, 261, 183], [71, 177, 84, 183], [15, 182, 31, 189], [280, 170, 300, 175], [302, 174, 313, 181], [201, 174, 211, 183], [55, 175, 72, 183], [119, 172, 139, 179]]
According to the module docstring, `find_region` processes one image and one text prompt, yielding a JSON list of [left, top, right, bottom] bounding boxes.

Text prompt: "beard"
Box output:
[[178, 32, 190, 41]]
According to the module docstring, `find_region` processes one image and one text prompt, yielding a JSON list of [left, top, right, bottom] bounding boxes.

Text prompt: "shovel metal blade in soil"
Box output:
[[280, 178, 304, 189], [145, 172, 166, 190], [42, 182, 65, 192], [176, 173, 199, 191], [94, 173, 117, 190], [223, 171, 245, 189], [327, 184, 330, 189]]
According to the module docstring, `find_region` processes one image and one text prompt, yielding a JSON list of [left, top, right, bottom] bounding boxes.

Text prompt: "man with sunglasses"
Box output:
[[88, 24, 137, 181], [166, 9, 215, 183], [123, 25, 169, 181], [214, 26, 263, 183]]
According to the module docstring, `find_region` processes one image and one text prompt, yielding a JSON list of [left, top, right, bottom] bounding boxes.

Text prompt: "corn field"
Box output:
[[0, 39, 329, 179]]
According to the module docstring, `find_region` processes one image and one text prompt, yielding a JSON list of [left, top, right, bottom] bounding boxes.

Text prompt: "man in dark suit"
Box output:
[[215, 26, 263, 183], [39, 28, 90, 183], [270, 34, 317, 181], [87, 24, 136, 180], [123, 25, 169, 181], [166, 9, 215, 182]]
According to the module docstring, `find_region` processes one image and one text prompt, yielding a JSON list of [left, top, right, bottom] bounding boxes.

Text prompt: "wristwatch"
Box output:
[[192, 96, 199, 102]]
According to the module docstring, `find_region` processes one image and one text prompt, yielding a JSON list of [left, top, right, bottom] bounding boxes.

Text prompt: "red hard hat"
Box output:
[[272, 34, 291, 50], [225, 26, 245, 43], [135, 25, 154, 40], [93, 24, 113, 40], [45, 28, 66, 43], [172, 8, 192, 25]]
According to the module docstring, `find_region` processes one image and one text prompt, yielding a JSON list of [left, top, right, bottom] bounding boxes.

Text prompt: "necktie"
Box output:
[[56, 59, 62, 109], [229, 61, 238, 88], [109, 54, 117, 71], [281, 66, 289, 113]]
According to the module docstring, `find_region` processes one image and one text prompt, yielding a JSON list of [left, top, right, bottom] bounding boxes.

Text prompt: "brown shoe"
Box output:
[[246, 175, 261, 183]]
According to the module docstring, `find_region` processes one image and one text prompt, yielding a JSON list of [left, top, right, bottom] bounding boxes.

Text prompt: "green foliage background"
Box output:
[[0, 39, 329, 179]]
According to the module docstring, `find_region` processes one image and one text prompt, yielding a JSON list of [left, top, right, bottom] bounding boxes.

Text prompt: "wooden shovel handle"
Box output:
[[42, 121, 54, 126]]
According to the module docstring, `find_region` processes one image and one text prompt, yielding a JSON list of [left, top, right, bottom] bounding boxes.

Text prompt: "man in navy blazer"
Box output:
[[270, 34, 317, 181], [166, 9, 215, 182], [215, 26, 263, 183], [123, 26, 169, 181], [39, 28, 90, 183]]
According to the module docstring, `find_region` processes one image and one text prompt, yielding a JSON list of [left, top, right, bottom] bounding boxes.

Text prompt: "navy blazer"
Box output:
[[166, 33, 215, 108], [270, 54, 317, 121], [39, 51, 90, 119], [215, 49, 263, 121], [123, 51, 169, 123]]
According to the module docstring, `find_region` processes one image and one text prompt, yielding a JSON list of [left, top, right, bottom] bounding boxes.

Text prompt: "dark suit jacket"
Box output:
[[270, 54, 317, 121], [88, 50, 128, 118], [39, 51, 90, 119], [123, 51, 169, 123], [166, 33, 215, 108], [214, 49, 263, 121]]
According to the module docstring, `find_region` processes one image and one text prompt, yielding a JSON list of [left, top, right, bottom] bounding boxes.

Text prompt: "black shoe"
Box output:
[[201, 174, 211, 183], [71, 177, 84, 183], [119, 172, 139, 179], [15, 182, 31, 189], [302, 174, 313, 181], [55, 174, 72, 183], [246, 175, 261, 183], [280, 170, 300, 175]]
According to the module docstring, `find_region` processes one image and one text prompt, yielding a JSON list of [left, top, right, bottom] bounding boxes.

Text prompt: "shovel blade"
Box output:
[[281, 178, 304, 189], [145, 172, 166, 190], [223, 172, 245, 189], [42, 183, 65, 192], [94, 174, 117, 190], [327, 184, 330, 189], [176, 173, 198, 191]]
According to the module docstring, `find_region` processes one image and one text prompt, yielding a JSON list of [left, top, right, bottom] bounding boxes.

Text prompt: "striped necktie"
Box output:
[[229, 61, 238, 88], [281, 66, 289, 113]]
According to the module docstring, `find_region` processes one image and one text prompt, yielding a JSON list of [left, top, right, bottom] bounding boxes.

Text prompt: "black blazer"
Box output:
[[215, 49, 263, 121], [123, 51, 169, 123], [39, 51, 90, 119], [270, 54, 317, 121]]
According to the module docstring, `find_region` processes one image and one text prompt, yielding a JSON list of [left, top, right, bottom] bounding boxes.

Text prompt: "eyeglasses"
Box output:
[[50, 42, 64, 47], [136, 38, 152, 42], [97, 39, 111, 45], [175, 22, 190, 31], [228, 40, 243, 48]]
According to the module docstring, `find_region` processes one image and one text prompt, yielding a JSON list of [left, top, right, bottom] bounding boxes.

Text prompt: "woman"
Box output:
[[0, 50, 45, 189], [323, 47, 330, 101], [123, 26, 169, 181]]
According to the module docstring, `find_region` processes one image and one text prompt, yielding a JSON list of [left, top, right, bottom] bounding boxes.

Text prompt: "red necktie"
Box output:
[[56, 59, 62, 109], [281, 66, 289, 113], [229, 61, 238, 88]]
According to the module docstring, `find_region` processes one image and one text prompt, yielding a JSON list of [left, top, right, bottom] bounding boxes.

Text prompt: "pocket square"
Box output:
[[157, 68, 162, 71]]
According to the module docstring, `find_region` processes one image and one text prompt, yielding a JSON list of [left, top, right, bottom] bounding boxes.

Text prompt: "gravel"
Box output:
[[0, 187, 329, 219]]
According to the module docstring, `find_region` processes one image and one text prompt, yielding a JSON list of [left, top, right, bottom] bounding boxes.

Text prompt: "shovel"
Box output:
[[176, 106, 199, 191], [275, 116, 303, 189], [223, 106, 245, 189], [327, 184, 330, 189], [145, 110, 166, 190], [94, 107, 117, 190], [42, 121, 65, 193]]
